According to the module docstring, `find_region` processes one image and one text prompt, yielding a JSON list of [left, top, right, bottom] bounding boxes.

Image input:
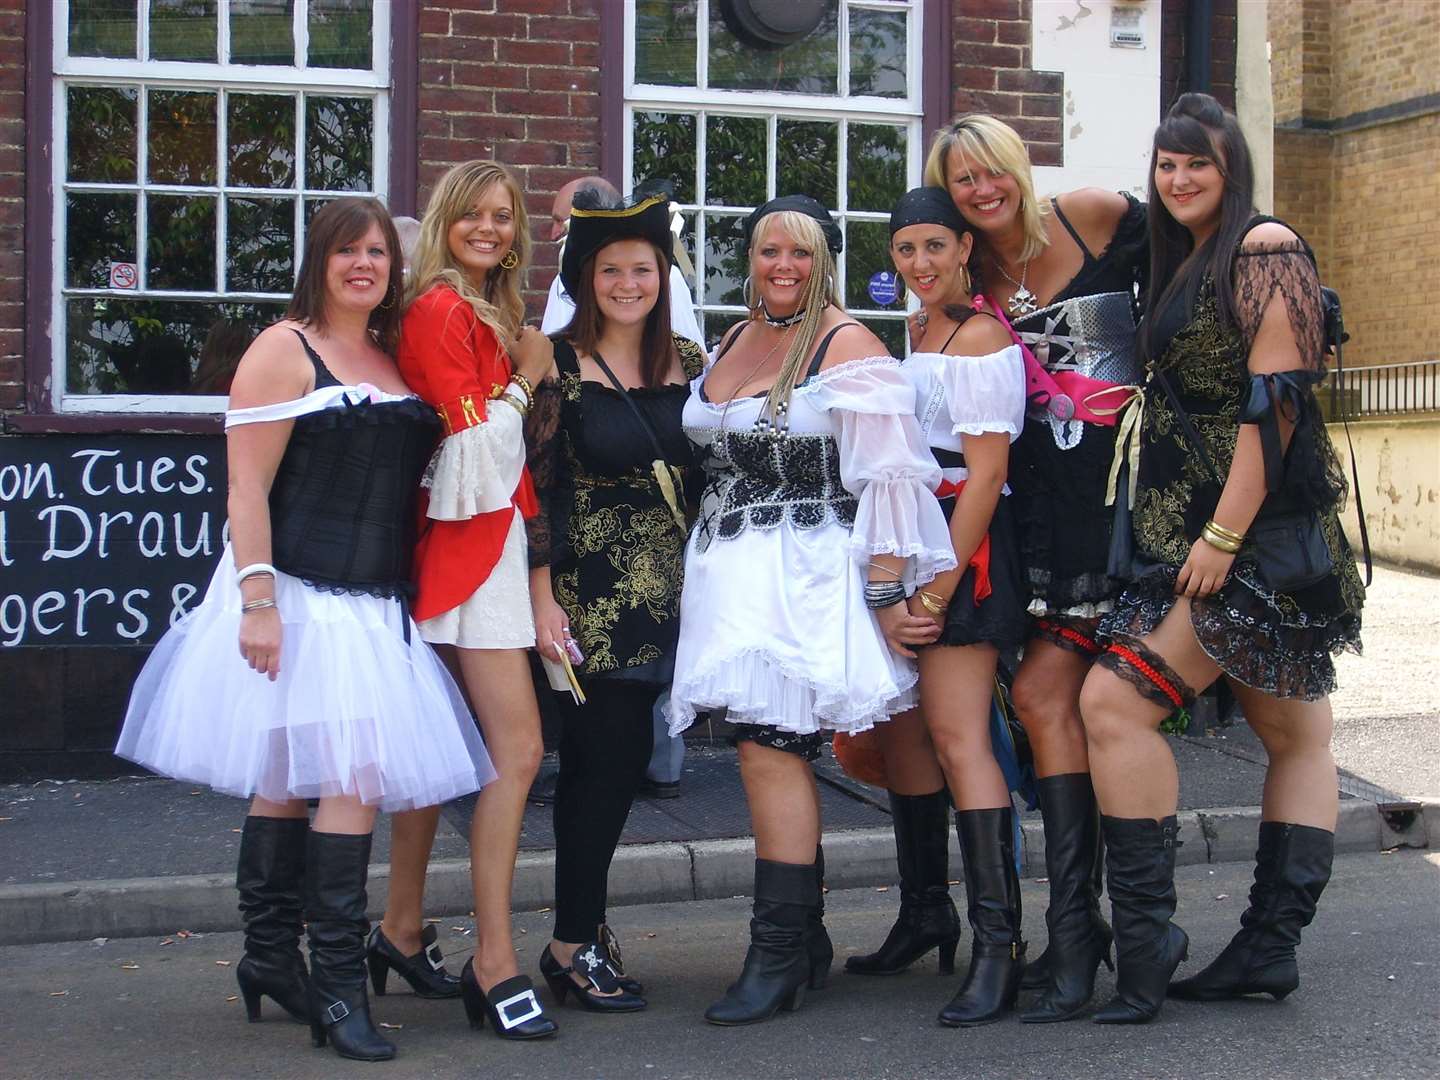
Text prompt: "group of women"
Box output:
[[116, 92, 1363, 1061]]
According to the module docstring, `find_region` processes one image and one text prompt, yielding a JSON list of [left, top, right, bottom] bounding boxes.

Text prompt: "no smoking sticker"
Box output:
[[109, 262, 138, 290]]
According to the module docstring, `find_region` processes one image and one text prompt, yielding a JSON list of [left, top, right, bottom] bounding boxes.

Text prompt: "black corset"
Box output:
[[269, 397, 441, 597], [690, 428, 857, 552]]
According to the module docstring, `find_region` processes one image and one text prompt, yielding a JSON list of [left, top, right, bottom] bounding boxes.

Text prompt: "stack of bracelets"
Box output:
[[493, 372, 535, 419], [863, 581, 907, 610], [1200, 519, 1245, 554]]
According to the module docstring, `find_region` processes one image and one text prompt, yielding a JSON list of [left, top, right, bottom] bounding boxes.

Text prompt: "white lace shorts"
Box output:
[[417, 509, 536, 650]]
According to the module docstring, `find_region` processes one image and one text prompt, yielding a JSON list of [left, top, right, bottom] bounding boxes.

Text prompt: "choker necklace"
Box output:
[[992, 255, 1038, 316], [761, 302, 807, 328]]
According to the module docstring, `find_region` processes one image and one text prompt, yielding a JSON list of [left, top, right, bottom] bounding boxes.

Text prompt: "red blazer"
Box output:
[[398, 284, 538, 622]]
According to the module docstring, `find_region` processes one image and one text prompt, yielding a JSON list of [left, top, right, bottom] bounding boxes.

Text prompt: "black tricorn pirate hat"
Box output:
[[560, 191, 675, 298]]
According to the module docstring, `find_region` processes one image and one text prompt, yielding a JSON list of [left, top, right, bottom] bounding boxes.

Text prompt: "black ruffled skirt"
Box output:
[[934, 495, 1028, 651]]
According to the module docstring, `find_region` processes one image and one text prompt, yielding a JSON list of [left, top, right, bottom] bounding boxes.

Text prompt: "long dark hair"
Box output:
[[1140, 93, 1255, 361], [563, 239, 677, 389], [287, 197, 404, 356]]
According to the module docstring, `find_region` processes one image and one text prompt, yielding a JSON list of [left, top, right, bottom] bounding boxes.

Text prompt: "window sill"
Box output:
[[4, 412, 224, 435]]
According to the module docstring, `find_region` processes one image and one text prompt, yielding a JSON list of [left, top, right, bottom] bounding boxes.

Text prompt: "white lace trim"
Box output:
[[422, 403, 525, 521]]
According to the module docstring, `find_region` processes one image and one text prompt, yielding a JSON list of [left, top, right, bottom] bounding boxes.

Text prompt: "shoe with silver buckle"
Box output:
[[460, 960, 558, 1040], [367, 923, 462, 999]]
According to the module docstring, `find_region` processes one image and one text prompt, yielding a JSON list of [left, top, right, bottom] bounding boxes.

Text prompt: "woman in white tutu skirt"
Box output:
[[116, 198, 495, 1063]]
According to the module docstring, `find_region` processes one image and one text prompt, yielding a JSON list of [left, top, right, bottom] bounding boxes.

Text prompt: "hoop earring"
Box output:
[[742, 274, 760, 310], [499, 249, 519, 271], [958, 265, 972, 298]]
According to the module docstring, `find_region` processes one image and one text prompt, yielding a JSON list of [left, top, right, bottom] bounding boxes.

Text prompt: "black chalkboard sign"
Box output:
[[0, 435, 227, 647]]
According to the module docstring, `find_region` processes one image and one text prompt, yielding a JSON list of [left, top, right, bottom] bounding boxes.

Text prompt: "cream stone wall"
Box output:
[[1330, 418, 1440, 573]]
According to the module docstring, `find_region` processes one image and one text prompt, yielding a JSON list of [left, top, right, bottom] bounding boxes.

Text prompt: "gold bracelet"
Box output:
[[509, 373, 535, 403], [917, 590, 950, 617], [1200, 524, 1242, 554], [867, 562, 903, 579], [493, 393, 529, 419], [1204, 519, 1246, 545]]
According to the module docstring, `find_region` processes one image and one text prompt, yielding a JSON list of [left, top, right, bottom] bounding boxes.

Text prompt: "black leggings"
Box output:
[[552, 679, 660, 943]]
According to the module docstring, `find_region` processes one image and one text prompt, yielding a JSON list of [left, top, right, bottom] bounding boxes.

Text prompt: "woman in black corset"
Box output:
[[117, 198, 495, 1063], [921, 114, 1149, 1022], [525, 190, 704, 1012]]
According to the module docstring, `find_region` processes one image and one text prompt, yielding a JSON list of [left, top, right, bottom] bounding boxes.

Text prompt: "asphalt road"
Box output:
[[5, 850, 1436, 1080]]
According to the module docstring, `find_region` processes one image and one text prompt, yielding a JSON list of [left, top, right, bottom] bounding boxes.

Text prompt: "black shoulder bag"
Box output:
[[589, 349, 689, 534]]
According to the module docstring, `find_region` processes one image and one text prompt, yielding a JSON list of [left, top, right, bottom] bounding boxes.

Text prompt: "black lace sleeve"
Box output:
[[1233, 241, 1327, 373], [524, 376, 572, 568]]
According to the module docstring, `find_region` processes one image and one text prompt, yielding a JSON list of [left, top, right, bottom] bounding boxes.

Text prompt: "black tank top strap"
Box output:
[[1049, 197, 1095, 262], [804, 322, 863, 379], [291, 329, 342, 389], [713, 320, 750, 363], [938, 321, 966, 353]]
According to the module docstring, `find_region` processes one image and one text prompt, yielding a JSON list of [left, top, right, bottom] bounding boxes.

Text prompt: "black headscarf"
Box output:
[[888, 186, 968, 237], [743, 194, 843, 254], [560, 191, 674, 297]]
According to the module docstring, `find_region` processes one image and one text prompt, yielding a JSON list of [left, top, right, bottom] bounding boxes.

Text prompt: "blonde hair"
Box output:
[[747, 210, 845, 424], [406, 161, 530, 340], [924, 114, 1050, 263]]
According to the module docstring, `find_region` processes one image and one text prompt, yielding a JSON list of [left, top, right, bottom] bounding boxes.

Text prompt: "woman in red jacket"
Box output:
[[392, 160, 558, 1040]]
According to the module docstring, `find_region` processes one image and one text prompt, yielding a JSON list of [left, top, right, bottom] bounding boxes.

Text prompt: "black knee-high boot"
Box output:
[[1093, 815, 1188, 1025], [1019, 774, 1115, 1022], [1169, 822, 1333, 1001], [846, 790, 961, 977], [1020, 778, 1107, 992], [704, 859, 815, 1026], [305, 831, 396, 1061], [235, 816, 311, 1023], [807, 844, 834, 989], [938, 808, 1026, 1027]]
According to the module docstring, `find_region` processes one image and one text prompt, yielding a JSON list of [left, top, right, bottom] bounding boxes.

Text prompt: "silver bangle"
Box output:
[[241, 597, 277, 613]]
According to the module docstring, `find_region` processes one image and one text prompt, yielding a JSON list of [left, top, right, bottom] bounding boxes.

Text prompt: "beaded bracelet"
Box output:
[[509, 373, 535, 404], [235, 563, 276, 586]]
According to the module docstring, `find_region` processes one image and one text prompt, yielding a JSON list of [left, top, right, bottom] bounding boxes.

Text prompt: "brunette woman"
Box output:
[[395, 160, 559, 1040], [116, 198, 497, 1062], [1079, 93, 1363, 1025], [526, 191, 705, 1012], [668, 195, 956, 1026], [925, 114, 1148, 1021]]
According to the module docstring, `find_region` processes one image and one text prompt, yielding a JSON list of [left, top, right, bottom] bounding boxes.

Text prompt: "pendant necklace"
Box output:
[[760, 302, 807, 329], [993, 255, 1038, 316]]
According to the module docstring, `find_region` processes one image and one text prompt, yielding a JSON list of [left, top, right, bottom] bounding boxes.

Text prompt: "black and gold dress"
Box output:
[[1101, 230, 1363, 700]]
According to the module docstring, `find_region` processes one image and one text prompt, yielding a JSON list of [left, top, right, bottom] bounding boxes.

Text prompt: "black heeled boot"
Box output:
[[1093, 815, 1188, 1025], [1021, 779, 1107, 992], [1020, 774, 1115, 1023], [1169, 822, 1333, 1002], [807, 844, 834, 990], [305, 831, 396, 1062], [937, 808, 1026, 1028], [704, 859, 815, 1026], [367, 923, 462, 999], [235, 815, 311, 1024], [846, 790, 961, 977]]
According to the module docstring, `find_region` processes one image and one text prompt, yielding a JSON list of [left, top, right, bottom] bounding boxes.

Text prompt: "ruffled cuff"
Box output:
[[851, 476, 958, 586], [422, 401, 525, 520]]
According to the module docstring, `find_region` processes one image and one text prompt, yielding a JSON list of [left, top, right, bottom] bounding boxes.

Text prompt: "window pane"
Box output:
[[708, 5, 838, 95], [633, 111, 696, 205], [844, 219, 898, 312], [308, 0, 373, 69], [776, 119, 837, 207], [230, 0, 295, 65], [848, 6, 908, 99], [66, 298, 283, 395], [705, 114, 766, 208], [635, 0, 697, 87], [147, 194, 217, 290], [858, 316, 906, 359], [228, 93, 298, 189], [68, 86, 138, 184], [703, 213, 749, 307], [704, 309, 743, 354], [847, 124, 906, 213], [66, 193, 137, 288], [148, 90, 218, 186], [305, 96, 373, 191], [68, 0, 137, 59], [150, 0, 218, 63], [228, 196, 296, 293]]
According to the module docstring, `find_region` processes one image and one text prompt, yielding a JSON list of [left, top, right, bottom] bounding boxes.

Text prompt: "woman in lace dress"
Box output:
[[1079, 93, 1363, 1025], [668, 195, 956, 1026]]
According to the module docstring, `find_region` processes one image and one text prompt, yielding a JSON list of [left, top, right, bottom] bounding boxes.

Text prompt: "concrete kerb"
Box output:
[[2, 801, 1434, 948]]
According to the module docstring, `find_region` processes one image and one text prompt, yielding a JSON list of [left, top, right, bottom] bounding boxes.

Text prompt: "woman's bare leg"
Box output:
[[920, 644, 1007, 809], [1011, 638, 1093, 778]]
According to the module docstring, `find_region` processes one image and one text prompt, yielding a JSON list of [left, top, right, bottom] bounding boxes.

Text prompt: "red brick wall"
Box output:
[[951, 0, 1064, 166], [417, 0, 604, 317], [1161, 0, 1239, 113], [0, 0, 25, 411]]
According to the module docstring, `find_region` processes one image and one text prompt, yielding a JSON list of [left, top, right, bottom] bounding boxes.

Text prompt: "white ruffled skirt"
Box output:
[[116, 548, 497, 812], [667, 521, 917, 737]]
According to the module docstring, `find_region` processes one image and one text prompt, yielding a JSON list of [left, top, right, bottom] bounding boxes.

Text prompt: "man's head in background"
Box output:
[[549, 176, 620, 241]]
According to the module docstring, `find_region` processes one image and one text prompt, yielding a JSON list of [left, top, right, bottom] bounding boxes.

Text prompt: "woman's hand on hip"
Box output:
[[1175, 537, 1235, 599], [238, 608, 283, 681], [876, 600, 941, 659]]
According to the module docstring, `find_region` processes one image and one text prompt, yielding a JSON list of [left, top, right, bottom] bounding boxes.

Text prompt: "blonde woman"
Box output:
[[392, 161, 558, 1040], [669, 195, 955, 1025]]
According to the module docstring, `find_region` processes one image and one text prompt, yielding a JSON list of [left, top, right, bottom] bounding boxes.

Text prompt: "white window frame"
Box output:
[[624, 0, 925, 345], [52, 0, 391, 414]]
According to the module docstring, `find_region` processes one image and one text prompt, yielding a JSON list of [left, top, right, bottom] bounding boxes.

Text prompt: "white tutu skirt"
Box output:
[[117, 548, 497, 812], [667, 522, 917, 738]]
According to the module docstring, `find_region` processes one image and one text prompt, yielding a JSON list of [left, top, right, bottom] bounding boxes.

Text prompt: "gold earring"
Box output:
[[499, 249, 519, 271]]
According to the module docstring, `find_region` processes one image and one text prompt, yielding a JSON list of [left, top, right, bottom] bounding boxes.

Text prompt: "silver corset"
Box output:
[[1014, 290, 1142, 385]]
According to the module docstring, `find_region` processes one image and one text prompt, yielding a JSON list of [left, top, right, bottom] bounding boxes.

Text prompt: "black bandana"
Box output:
[[743, 195, 843, 255], [888, 186, 968, 237]]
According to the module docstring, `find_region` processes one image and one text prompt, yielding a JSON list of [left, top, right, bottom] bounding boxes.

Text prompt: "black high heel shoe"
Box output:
[[598, 923, 644, 996], [459, 959, 558, 1039], [540, 943, 647, 1013], [367, 924, 461, 999]]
